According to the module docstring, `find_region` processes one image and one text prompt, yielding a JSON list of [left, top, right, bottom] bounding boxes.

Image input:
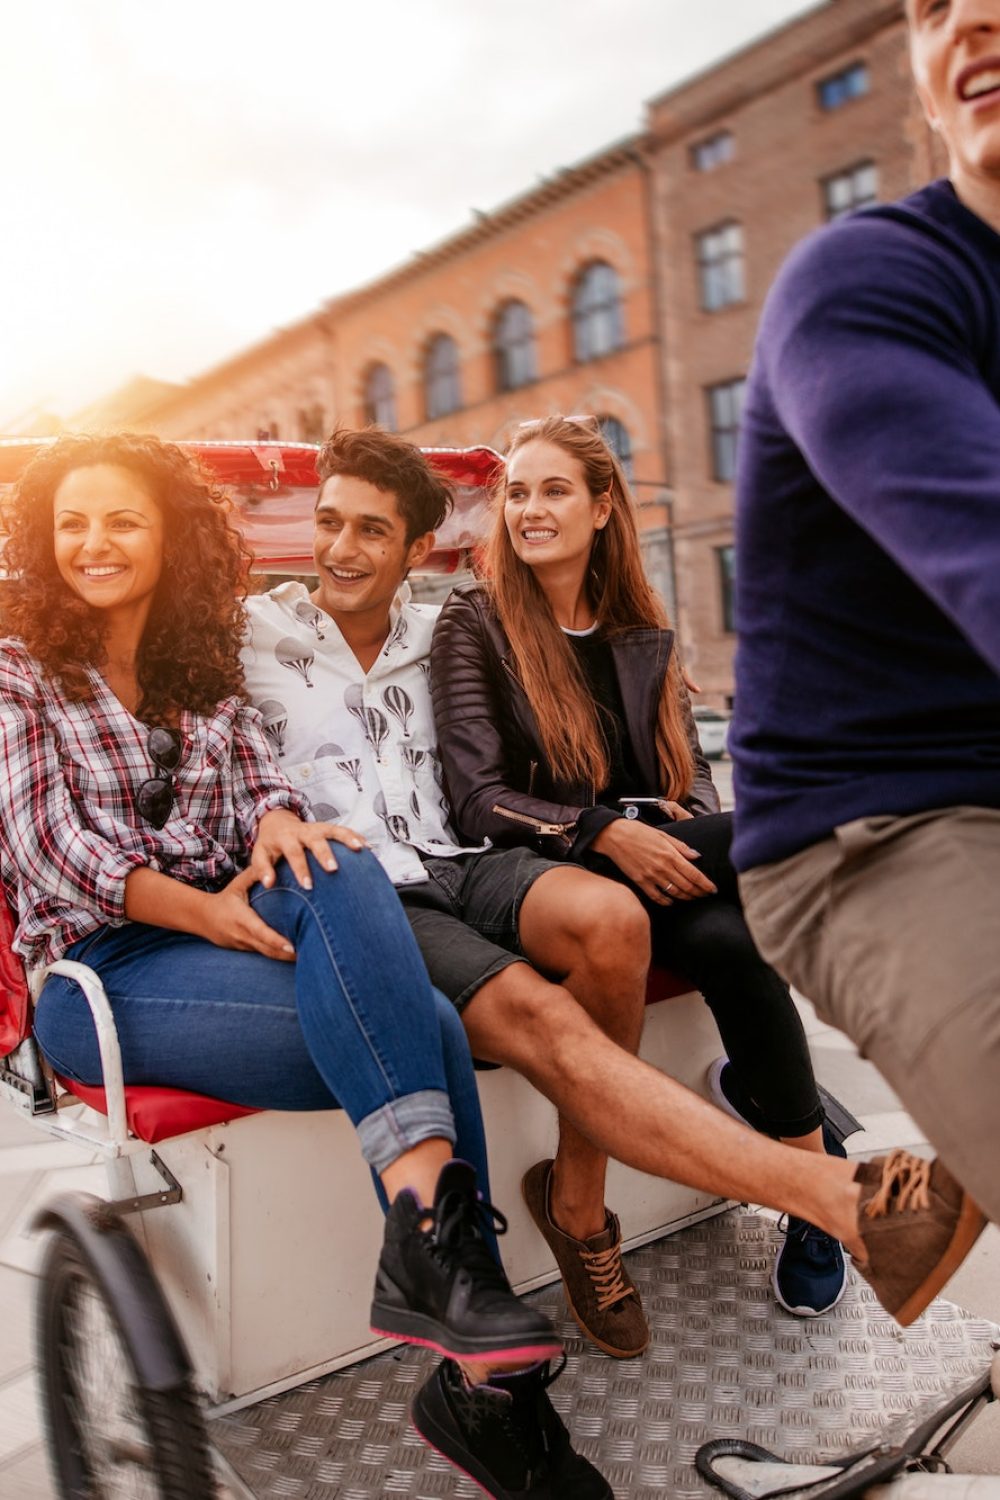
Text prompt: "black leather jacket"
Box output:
[[430, 582, 720, 860]]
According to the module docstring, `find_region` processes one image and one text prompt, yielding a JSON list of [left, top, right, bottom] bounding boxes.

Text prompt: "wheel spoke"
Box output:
[[59, 1276, 159, 1498]]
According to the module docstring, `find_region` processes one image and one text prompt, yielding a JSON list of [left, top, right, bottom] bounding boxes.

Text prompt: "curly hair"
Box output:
[[3, 432, 253, 721]]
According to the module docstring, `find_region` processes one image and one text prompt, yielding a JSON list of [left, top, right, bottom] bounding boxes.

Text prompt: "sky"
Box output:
[[0, 0, 818, 427]]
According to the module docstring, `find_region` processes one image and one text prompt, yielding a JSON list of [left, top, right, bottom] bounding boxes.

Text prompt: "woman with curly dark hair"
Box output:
[[0, 432, 559, 1377]]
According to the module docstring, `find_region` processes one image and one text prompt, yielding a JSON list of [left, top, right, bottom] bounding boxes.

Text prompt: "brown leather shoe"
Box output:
[[853, 1149, 986, 1327], [522, 1159, 650, 1359]]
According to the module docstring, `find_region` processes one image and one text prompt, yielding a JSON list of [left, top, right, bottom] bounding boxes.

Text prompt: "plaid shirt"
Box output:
[[0, 640, 309, 967]]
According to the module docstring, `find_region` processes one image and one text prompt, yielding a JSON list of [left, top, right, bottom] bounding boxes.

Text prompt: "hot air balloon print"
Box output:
[[401, 746, 427, 775], [315, 743, 345, 760], [373, 792, 410, 844], [336, 759, 363, 791], [275, 638, 315, 688], [410, 789, 421, 821], [310, 802, 341, 822], [386, 615, 409, 652], [258, 699, 289, 757], [382, 685, 414, 738], [293, 600, 326, 640], [343, 683, 367, 733], [363, 707, 389, 757]]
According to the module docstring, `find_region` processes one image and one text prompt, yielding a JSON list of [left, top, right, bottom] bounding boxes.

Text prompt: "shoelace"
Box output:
[[434, 1192, 511, 1294], [777, 1214, 840, 1263], [863, 1149, 931, 1220], [498, 1355, 569, 1474], [579, 1240, 632, 1311]]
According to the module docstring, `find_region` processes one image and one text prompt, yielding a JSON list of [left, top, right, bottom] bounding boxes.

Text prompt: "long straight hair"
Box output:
[[483, 416, 694, 800]]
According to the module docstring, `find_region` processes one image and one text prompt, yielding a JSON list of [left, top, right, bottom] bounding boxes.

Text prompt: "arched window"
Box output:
[[363, 363, 397, 431], [598, 415, 634, 483], [423, 334, 462, 420], [571, 261, 624, 362], [493, 300, 537, 392]]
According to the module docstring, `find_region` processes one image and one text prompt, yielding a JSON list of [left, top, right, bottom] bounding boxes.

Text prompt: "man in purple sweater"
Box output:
[[732, 0, 1000, 1229]]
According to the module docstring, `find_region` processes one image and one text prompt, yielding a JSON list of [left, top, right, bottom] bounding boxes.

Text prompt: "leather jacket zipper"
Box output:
[[492, 804, 575, 839]]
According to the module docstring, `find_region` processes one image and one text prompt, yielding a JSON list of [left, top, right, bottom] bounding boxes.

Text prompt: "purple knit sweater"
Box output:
[[731, 180, 1000, 871]]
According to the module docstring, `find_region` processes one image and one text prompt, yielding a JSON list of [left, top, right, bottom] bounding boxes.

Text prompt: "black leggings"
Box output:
[[588, 811, 824, 1139]]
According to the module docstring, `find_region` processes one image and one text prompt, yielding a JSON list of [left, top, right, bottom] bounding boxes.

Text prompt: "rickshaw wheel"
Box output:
[[37, 1227, 217, 1499]]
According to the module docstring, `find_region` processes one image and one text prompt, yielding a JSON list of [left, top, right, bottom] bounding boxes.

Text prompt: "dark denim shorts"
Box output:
[[397, 846, 562, 1010]]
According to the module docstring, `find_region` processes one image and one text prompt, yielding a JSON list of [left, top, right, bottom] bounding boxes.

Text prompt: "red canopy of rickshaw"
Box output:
[[0, 438, 502, 573]]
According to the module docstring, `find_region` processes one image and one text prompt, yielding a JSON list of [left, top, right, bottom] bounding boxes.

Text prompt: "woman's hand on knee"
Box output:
[[197, 869, 296, 960], [251, 810, 367, 891]]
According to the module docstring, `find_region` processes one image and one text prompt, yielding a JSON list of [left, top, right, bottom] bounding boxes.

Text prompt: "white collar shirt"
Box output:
[[243, 581, 487, 886]]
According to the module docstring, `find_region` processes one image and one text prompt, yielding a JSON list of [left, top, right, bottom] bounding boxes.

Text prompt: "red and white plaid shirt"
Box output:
[[0, 640, 310, 966]]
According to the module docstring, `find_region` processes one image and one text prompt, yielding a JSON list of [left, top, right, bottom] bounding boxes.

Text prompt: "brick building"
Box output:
[[132, 140, 672, 606], [648, 0, 941, 702], [84, 0, 945, 688]]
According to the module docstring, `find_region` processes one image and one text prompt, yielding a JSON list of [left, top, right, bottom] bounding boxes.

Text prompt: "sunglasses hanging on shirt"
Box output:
[[136, 727, 183, 830]]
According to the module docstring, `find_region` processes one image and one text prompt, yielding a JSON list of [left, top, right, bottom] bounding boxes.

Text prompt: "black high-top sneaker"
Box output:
[[370, 1160, 562, 1363], [412, 1356, 613, 1499]]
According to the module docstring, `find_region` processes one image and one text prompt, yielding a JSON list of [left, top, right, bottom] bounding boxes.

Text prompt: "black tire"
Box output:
[[37, 1226, 218, 1499]]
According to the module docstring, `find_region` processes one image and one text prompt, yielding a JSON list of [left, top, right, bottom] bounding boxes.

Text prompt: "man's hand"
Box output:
[[590, 818, 717, 906], [251, 809, 367, 890]]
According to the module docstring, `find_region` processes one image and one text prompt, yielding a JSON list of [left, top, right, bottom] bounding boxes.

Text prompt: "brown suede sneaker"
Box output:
[[853, 1149, 986, 1327], [522, 1158, 650, 1359]]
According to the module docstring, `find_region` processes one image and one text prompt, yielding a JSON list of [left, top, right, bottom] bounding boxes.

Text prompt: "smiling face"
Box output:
[[909, 0, 1000, 214], [503, 438, 611, 581], [311, 473, 434, 631], [53, 464, 164, 627]]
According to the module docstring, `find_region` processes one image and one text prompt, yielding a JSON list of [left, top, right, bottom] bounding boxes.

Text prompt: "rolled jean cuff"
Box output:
[[356, 1090, 457, 1176]]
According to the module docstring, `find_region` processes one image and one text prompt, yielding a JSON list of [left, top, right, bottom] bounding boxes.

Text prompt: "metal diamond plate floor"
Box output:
[[209, 1210, 998, 1500]]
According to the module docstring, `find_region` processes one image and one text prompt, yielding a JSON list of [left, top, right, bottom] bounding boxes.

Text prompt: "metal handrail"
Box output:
[[32, 959, 129, 1149]]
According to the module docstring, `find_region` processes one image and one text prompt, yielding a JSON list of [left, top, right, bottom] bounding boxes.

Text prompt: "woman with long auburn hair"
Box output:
[[430, 415, 850, 1326], [0, 432, 564, 1401]]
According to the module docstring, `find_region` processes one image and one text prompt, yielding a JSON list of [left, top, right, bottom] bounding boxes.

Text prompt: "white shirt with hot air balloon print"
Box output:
[[242, 581, 487, 887]]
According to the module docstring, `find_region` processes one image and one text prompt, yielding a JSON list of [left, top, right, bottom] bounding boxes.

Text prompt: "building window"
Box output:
[[716, 544, 736, 633], [691, 131, 734, 172], [423, 334, 462, 420], [571, 261, 625, 362], [493, 300, 537, 392], [817, 61, 869, 112], [823, 160, 879, 220], [696, 222, 745, 312], [706, 378, 746, 482], [598, 415, 634, 483], [298, 404, 326, 443], [363, 363, 397, 430]]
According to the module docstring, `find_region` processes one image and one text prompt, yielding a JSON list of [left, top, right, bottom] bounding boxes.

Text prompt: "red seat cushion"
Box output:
[[56, 1076, 259, 1144], [645, 966, 693, 1005], [51, 966, 691, 1143], [0, 898, 30, 1058]]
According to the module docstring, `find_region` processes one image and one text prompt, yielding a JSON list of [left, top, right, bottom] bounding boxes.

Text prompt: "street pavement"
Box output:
[[1, 755, 996, 1496]]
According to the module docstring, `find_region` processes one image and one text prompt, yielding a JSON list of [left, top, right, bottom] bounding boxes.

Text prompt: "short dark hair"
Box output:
[[316, 426, 453, 543]]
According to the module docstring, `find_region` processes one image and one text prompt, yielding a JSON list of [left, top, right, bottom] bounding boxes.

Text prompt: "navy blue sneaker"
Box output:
[[772, 1213, 848, 1317], [707, 1058, 850, 1318]]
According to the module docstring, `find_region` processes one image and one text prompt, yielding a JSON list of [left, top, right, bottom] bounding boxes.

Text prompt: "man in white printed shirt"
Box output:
[[243, 425, 657, 1330]]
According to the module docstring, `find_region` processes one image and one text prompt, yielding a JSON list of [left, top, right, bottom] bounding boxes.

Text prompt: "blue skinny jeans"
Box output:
[[34, 849, 493, 1205]]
